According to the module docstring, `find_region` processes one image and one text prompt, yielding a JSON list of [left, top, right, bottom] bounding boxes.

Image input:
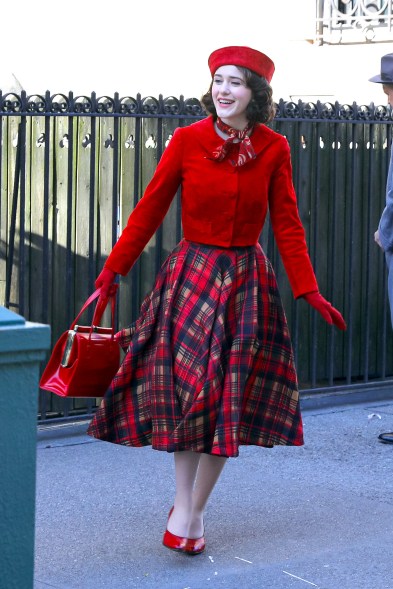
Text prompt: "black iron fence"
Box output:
[[1, 91, 392, 422]]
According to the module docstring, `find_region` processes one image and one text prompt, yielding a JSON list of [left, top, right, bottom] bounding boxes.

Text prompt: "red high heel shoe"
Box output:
[[185, 534, 205, 555], [162, 507, 188, 553]]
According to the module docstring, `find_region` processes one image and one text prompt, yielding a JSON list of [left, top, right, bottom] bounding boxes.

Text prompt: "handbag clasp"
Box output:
[[60, 329, 77, 367]]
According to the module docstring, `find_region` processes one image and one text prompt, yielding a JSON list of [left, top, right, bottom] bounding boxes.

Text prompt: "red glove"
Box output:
[[303, 292, 346, 331], [95, 267, 117, 298]]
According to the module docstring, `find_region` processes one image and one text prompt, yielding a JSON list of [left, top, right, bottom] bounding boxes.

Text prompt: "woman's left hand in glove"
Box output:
[[302, 291, 346, 330]]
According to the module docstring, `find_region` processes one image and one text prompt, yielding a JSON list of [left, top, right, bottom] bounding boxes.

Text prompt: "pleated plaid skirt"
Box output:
[[87, 240, 303, 457]]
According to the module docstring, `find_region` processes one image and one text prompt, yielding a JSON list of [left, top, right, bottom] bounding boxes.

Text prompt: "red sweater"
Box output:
[[105, 116, 318, 298]]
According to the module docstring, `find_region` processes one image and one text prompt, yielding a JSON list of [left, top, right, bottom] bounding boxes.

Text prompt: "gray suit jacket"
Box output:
[[378, 143, 393, 326]]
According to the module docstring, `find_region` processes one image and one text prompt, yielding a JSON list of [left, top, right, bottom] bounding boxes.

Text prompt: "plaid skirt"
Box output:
[[87, 240, 303, 457]]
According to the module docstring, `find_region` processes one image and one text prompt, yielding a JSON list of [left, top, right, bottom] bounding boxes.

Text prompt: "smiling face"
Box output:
[[211, 65, 253, 130]]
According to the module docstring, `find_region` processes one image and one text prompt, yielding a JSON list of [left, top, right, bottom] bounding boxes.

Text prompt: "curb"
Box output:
[[300, 382, 393, 411]]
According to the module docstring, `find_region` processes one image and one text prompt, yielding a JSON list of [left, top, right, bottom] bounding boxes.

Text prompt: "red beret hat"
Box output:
[[208, 46, 275, 83]]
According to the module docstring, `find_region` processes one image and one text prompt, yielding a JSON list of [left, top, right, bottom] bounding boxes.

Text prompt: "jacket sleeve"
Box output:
[[104, 128, 183, 275], [268, 138, 319, 298], [378, 145, 393, 252]]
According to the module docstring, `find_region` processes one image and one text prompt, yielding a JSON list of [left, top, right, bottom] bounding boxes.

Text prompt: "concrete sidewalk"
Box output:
[[34, 398, 393, 589]]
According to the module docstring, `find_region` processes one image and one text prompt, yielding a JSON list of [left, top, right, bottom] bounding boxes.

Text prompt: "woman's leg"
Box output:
[[188, 454, 227, 538], [167, 451, 227, 538], [167, 451, 201, 537]]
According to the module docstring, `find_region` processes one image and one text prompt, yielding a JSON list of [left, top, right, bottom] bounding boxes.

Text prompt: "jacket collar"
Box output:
[[190, 116, 278, 157]]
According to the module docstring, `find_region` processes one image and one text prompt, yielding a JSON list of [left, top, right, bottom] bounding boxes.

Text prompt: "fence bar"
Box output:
[[130, 116, 141, 322], [328, 123, 339, 386], [346, 124, 355, 384], [88, 113, 97, 299], [363, 125, 374, 382], [18, 117, 26, 317], [5, 123, 21, 310], [380, 124, 392, 379], [311, 121, 320, 388], [65, 99, 74, 326], [155, 114, 164, 273], [112, 96, 120, 248], [42, 102, 51, 323]]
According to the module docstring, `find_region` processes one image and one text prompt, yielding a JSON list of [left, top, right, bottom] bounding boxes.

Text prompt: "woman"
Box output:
[[88, 46, 346, 555]]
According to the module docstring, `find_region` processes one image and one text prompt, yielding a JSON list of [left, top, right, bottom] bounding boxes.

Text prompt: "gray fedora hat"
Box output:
[[369, 53, 393, 83]]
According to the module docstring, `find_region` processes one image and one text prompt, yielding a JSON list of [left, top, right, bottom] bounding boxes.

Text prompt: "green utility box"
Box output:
[[0, 307, 50, 589]]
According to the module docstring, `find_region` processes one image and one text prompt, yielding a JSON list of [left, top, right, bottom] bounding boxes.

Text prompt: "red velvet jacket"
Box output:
[[105, 116, 318, 298]]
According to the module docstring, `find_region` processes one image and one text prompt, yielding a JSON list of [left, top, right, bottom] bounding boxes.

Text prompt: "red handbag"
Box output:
[[39, 289, 120, 398]]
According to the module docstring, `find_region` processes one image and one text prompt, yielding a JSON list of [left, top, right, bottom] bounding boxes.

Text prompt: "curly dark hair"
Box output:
[[201, 66, 276, 125]]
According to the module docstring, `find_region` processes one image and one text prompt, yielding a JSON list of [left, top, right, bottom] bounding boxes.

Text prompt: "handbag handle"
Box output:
[[91, 287, 118, 329], [70, 287, 118, 337]]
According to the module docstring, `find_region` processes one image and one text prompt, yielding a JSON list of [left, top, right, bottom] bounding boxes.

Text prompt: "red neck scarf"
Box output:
[[211, 118, 256, 167]]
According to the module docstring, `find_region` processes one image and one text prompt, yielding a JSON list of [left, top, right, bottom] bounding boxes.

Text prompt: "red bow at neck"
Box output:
[[211, 118, 256, 167]]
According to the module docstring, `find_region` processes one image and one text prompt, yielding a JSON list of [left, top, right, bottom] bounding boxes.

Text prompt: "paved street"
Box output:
[[34, 398, 393, 589]]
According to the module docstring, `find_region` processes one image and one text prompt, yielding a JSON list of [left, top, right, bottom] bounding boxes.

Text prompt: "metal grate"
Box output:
[[316, 0, 393, 44]]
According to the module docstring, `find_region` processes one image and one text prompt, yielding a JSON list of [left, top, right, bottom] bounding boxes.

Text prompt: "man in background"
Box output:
[[371, 53, 393, 445]]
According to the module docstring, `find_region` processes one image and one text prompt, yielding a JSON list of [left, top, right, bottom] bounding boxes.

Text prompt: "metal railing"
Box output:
[[0, 91, 392, 421], [316, 0, 393, 44]]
